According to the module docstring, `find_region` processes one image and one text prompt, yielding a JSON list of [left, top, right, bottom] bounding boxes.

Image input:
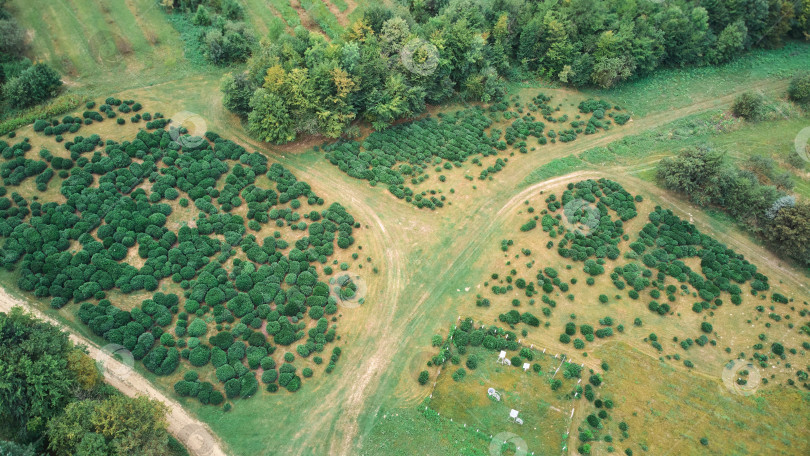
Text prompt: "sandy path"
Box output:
[[0, 287, 229, 456]]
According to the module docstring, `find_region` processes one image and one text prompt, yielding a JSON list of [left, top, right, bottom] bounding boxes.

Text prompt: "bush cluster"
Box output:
[[0, 111, 359, 405], [324, 108, 500, 209], [631, 206, 765, 307], [554, 179, 637, 262], [174, 371, 225, 406]]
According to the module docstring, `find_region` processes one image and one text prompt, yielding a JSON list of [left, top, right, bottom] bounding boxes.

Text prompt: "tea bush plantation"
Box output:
[[323, 95, 626, 210], [324, 107, 501, 209], [0, 100, 362, 406], [417, 178, 808, 455]]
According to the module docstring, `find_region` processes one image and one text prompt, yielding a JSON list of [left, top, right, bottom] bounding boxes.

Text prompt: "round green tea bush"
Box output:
[[700, 322, 713, 333], [788, 72, 810, 104], [731, 92, 766, 121], [418, 370, 429, 385], [216, 364, 236, 382]]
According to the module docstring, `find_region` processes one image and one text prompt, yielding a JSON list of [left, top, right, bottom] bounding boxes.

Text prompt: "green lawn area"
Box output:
[[592, 342, 810, 456], [429, 346, 577, 453], [585, 42, 810, 116], [9, 0, 187, 89]]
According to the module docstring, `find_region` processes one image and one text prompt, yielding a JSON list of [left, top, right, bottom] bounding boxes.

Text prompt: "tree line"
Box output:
[[657, 145, 810, 266], [217, 0, 810, 144]]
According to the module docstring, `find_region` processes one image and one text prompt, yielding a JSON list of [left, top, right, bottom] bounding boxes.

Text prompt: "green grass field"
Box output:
[[429, 346, 579, 453], [583, 42, 810, 117], [299, 0, 344, 39], [8, 0, 188, 89], [594, 342, 809, 455]]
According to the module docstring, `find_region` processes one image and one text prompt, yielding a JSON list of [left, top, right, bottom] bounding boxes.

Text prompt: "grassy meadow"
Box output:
[[0, 2, 809, 455]]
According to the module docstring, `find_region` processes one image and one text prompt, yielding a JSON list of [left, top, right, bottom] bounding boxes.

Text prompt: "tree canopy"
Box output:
[[0, 307, 178, 455], [220, 0, 810, 143]]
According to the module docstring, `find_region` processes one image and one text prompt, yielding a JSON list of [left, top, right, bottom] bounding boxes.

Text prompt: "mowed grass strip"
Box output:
[[268, 0, 302, 27], [584, 42, 810, 117], [299, 0, 343, 39], [329, 0, 349, 12], [10, 0, 98, 76], [360, 405, 492, 455], [9, 0, 185, 83], [241, 0, 288, 39], [62, 0, 125, 68]]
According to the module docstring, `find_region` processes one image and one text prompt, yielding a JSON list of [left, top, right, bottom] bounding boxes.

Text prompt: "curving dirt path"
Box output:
[[235, 76, 802, 456], [320, 134, 806, 456], [0, 287, 229, 456], [2, 73, 801, 456]]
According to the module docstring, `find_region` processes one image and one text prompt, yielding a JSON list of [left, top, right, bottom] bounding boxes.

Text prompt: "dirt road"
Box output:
[[0, 287, 229, 456], [1, 75, 801, 456]]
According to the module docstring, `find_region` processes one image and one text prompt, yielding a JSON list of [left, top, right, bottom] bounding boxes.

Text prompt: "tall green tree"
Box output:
[[656, 148, 725, 207], [764, 201, 810, 265], [3, 63, 62, 109], [713, 20, 748, 63], [220, 72, 255, 117], [0, 18, 26, 59], [46, 395, 169, 456], [247, 89, 295, 144], [0, 307, 78, 439]]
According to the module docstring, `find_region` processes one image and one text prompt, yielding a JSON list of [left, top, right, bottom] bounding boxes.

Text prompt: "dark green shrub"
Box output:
[[731, 92, 766, 121], [418, 370, 429, 385], [788, 73, 810, 104], [700, 322, 713, 333]]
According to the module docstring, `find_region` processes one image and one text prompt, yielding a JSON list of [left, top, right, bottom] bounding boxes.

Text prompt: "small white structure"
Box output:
[[515, 418, 524, 425], [487, 387, 501, 401], [509, 409, 520, 421], [504, 358, 511, 366], [523, 362, 531, 372], [497, 350, 508, 364]]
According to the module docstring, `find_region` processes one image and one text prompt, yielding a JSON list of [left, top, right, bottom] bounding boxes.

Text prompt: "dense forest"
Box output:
[[0, 308, 186, 456], [208, 0, 810, 143]]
